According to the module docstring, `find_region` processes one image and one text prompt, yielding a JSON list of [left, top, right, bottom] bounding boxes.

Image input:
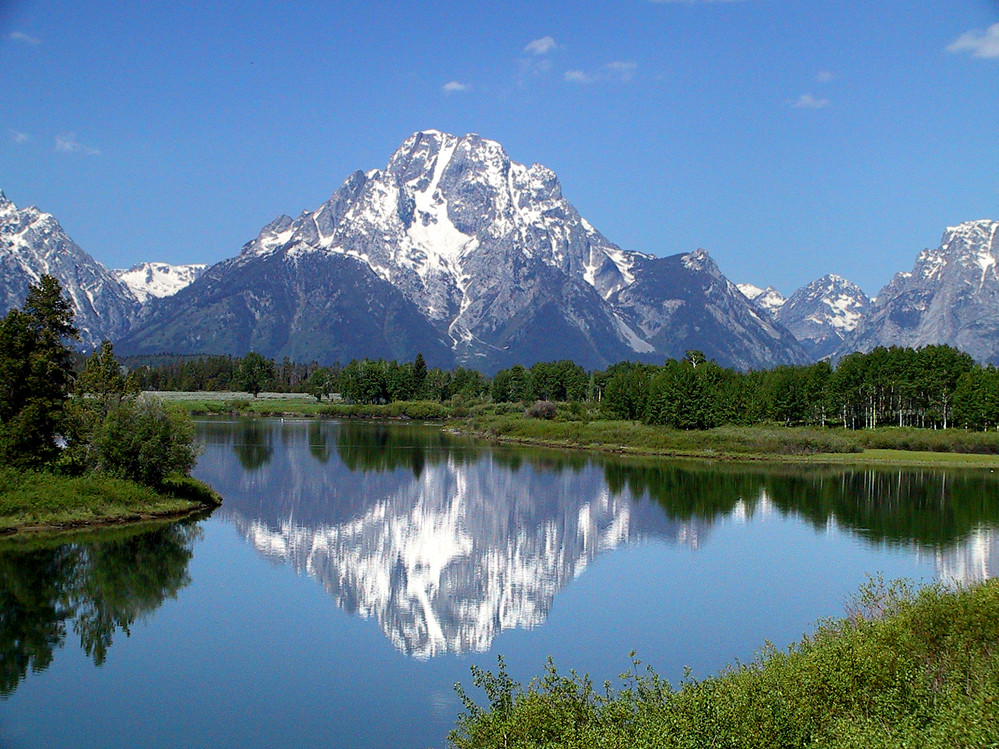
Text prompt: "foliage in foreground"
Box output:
[[0, 280, 199, 499], [450, 578, 999, 748]]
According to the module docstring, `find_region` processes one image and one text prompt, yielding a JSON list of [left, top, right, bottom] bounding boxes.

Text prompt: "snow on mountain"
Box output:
[[738, 283, 787, 320], [115, 262, 207, 303], [842, 220, 999, 362], [775, 274, 871, 360], [0, 189, 139, 346], [121, 130, 806, 371]]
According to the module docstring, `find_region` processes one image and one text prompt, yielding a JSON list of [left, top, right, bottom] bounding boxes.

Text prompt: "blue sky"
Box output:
[[1, 0, 996, 296]]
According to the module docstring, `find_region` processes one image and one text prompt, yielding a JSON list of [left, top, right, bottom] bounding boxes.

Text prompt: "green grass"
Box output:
[[460, 411, 999, 467], [158, 391, 457, 420], [450, 578, 999, 748], [0, 467, 221, 534]]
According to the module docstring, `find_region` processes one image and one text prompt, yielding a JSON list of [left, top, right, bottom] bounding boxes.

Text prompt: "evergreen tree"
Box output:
[[0, 275, 78, 466]]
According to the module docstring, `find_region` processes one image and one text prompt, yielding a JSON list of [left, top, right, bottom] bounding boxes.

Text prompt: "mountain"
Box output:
[[737, 283, 786, 320], [121, 247, 455, 366], [842, 220, 999, 362], [115, 262, 206, 303], [118, 130, 806, 371], [612, 251, 805, 368], [0, 190, 139, 347], [774, 274, 871, 360]]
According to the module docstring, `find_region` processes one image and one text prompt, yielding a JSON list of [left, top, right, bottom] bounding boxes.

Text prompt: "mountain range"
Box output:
[[2, 131, 998, 369]]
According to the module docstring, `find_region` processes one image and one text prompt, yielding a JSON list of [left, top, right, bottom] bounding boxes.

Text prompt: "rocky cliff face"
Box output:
[[842, 220, 999, 362], [0, 190, 139, 346], [119, 131, 806, 370]]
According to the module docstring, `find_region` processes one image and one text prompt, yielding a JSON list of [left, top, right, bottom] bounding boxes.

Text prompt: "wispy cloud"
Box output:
[[947, 22, 999, 59], [442, 80, 471, 94], [605, 61, 638, 82], [54, 132, 101, 155], [815, 70, 837, 83], [789, 93, 830, 110], [564, 70, 596, 84], [524, 36, 558, 55], [565, 61, 638, 85], [8, 31, 40, 45], [9, 129, 29, 144]]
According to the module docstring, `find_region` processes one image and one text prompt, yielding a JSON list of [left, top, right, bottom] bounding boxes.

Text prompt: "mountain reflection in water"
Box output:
[[193, 419, 999, 658]]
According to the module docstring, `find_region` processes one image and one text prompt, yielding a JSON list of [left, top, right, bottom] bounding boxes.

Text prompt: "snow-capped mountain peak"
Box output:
[[842, 218, 999, 362], [774, 273, 870, 359], [114, 262, 208, 303], [1, 190, 138, 346], [116, 132, 809, 371], [738, 283, 787, 319]]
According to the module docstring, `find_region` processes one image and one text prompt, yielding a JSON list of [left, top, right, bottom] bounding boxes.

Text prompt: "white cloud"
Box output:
[[815, 70, 837, 83], [565, 61, 638, 85], [789, 93, 830, 109], [9, 129, 29, 143], [605, 60, 638, 82], [524, 36, 558, 55], [54, 132, 101, 155], [565, 69, 596, 84], [8, 31, 40, 45], [442, 80, 471, 94], [947, 22, 999, 59]]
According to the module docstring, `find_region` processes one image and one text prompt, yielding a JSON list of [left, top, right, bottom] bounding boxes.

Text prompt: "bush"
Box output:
[[89, 396, 199, 487], [451, 579, 999, 749], [526, 400, 557, 420]]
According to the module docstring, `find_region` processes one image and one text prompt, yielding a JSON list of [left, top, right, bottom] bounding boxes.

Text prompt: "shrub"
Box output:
[[89, 396, 199, 487], [527, 400, 557, 420]]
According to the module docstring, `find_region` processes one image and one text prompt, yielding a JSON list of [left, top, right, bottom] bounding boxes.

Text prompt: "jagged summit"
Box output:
[[842, 219, 999, 362], [121, 131, 804, 370], [114, 261, 207, 303], [738, 283, 787, 321], [0, 190, 138, 346], [775, 273, 870, 360]]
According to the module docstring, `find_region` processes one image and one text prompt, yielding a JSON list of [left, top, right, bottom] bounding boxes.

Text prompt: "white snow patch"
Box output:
[[115, 262, 207, 302], [613, 314, 655, 353]]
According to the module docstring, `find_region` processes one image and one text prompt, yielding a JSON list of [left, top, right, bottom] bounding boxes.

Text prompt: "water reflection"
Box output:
[[193, 419, 999, 658], [0, 522, 200, 696]]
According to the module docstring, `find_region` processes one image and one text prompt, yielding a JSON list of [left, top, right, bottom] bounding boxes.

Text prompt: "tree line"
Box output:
[[122, 340, 999, 431]]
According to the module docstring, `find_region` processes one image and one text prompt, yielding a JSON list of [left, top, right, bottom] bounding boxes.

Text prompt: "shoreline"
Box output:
[[158, 391, 999, 469], [458, 428, 999, 468], [0, 472, 223, 538], [452, 418, 999, 469]]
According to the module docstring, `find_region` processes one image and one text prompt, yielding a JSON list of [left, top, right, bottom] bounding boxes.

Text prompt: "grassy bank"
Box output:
[[156, 391, 999, 466], [461, 409, 999, 467], [450, 578, 999, 748], [155, 391, 454, 420], [0, 467, 222, 535]]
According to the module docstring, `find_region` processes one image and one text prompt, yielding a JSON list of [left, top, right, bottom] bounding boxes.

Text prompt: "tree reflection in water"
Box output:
[[0, 521, 200, 696]]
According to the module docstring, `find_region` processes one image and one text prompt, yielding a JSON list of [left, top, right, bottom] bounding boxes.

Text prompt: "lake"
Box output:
[[3, 418, 999, 748]]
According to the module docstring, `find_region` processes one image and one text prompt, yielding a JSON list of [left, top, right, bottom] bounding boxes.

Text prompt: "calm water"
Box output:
[[3, 418, 999, 748]]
